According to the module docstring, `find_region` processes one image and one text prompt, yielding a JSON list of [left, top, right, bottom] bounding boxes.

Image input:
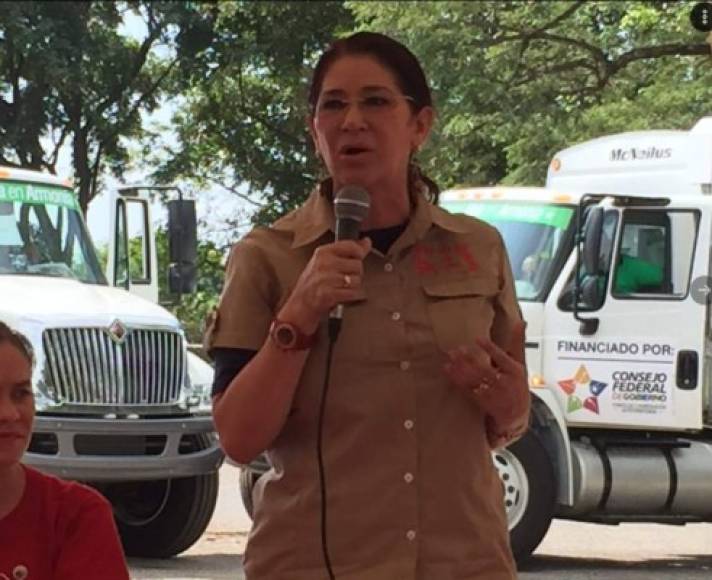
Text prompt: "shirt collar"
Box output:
[[429, 201, 480, 234], [272, 184, 476, 250], [389, 190, 477, 256], [272, 187, 334, 249]]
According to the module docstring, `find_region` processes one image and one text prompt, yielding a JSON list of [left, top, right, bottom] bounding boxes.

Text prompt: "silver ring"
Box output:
[[343, 274, 352, 288]]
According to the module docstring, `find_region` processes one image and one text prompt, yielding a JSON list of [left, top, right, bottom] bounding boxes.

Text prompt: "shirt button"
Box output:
[[400, 360, 410, 371], [404, 472, 414, 484], [391, 311, 401, 321], [404, 419, 414, 430], [406, 530, 417, 541], [384, 263, 394, 272]]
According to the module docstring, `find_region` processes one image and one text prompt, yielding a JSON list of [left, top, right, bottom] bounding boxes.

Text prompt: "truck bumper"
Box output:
[[24, 415, 224, 482]]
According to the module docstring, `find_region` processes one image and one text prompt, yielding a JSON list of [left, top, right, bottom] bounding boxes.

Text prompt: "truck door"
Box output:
[[108, 192, 159, 304], [542, 199, 711, 431]]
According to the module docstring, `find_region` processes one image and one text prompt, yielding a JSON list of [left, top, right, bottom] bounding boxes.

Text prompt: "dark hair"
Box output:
[[309, 31, 440, 204], [0, 321, 34, 368]]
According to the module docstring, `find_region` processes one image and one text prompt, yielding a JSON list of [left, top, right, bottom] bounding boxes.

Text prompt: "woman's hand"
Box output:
[[279, 238, 372, 333], [444, 321, 529, 430]]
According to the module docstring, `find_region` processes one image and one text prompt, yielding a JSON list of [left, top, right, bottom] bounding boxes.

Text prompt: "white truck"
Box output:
[[0, 166, 222, 557], [238, 117, 712, 563], [439, 116, 712, 560]]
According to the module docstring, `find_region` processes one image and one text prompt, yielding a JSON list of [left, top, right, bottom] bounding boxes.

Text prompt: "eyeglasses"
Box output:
[[314, 91, 415, 121]]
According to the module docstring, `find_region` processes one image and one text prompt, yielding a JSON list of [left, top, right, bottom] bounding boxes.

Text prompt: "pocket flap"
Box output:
[[423, 277, 499, 298]]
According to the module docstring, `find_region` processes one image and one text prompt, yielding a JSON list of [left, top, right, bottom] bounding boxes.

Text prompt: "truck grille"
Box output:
[[42, 327, 186, 405]]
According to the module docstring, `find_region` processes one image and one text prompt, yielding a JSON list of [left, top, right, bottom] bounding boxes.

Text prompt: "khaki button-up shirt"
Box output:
[[208, 188, 523, 579]]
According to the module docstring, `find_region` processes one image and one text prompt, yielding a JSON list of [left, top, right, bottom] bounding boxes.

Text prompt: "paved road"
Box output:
[[520, 520, 712, 579], [129, 465, 712, 579]]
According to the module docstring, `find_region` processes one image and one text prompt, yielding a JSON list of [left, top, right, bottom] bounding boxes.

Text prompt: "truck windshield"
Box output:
[[0, 181, 107, 284], [441, 200, 575, 300]]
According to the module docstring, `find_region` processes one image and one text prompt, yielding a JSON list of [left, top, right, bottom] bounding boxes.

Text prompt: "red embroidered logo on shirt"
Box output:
[[413, 242, 478, 275]]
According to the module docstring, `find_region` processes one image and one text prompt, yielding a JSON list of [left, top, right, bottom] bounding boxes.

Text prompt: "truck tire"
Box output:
[[239, 466, 261, 519], [107, 471, 219, 558], [492, 430, 556, 564]]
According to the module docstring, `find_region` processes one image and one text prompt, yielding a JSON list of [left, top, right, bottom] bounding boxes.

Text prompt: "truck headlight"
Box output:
[[185, 350, 214, 415], [33, 384, 63, 413], [186, 383, 213, 414]]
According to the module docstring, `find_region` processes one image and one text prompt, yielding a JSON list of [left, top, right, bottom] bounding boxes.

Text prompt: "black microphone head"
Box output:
[[333, 185, 370, 224]]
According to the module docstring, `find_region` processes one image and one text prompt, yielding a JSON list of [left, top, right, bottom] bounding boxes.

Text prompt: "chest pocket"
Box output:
[[422, 277, 499, 352]]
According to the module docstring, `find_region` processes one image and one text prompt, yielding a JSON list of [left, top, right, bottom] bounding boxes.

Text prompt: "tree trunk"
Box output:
[[71, 100, 93, 216]]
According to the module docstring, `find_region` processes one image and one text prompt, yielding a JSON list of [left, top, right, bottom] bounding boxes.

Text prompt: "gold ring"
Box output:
[[343, 274, 352, 288], [472, 379, 491, 395]]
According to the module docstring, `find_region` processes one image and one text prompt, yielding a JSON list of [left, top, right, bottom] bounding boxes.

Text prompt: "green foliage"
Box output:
[[349, 0, 711, 187], [5, 2, 706, 216], [95, 242, 109, 272], [0, 2, 194, 212], [154, 227, 225, 344], [154, 0, 710, 221], [151, 1, 355, 226]]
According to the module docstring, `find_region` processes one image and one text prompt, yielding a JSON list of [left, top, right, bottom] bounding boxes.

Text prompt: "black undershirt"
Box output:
[[210, 222, 408, 397], [361, 221, 407, 255]]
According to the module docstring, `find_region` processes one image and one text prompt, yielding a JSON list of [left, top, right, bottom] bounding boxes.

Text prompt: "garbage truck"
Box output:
[[0, 166, 222, 557], [239, 117, 712, 563]]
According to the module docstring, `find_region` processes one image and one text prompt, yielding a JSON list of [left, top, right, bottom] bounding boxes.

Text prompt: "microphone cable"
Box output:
[[316, 184, 369, 579], [316, 316, 342, 580]]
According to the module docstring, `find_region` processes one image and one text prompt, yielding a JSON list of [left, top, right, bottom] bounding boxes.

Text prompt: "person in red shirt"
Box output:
[[0, 321, 130, 579]]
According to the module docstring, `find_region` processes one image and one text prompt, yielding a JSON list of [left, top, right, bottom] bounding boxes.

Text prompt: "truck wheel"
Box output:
[[492, 430, 555, 564], [107, 472, 219, 558], [239, 466, 261, 519]]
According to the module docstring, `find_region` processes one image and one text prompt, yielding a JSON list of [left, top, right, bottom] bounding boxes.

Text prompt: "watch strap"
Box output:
[[269, 318, 318, 351]]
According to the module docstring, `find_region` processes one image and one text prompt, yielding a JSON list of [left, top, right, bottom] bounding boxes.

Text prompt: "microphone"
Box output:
[[333, 185, 371, 242], [329, 186, 370, 332]]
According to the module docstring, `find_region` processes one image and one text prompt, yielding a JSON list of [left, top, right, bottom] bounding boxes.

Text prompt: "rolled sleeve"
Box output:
[[204, 235, 276, 357]]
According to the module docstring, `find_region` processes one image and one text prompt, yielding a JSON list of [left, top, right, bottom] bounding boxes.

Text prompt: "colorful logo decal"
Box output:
[[558, 364, 608, 415]]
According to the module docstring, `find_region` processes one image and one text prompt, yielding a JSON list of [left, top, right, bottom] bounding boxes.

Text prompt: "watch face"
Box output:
[[275, 323, 297, 348]]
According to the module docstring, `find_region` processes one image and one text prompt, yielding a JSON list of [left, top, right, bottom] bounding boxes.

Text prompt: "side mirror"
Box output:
[[578, 276, 601, 334], [573, 198, 604, 336], [582, 207, 604, 275], [580, 275, 602, 309], [167, 199, 197, 295], [168, 262, 197, 294]]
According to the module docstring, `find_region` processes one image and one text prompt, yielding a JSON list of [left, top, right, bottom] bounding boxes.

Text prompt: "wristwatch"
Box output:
[[269, 319, 318, 351]]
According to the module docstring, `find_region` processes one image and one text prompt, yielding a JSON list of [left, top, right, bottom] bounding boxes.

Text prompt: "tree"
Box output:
[[152, 1, 355, 226], [158, 1, 710, 223], [3, 2, 708, 220], [348, 0, 712, 186], [0, 2, 189, 213]]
